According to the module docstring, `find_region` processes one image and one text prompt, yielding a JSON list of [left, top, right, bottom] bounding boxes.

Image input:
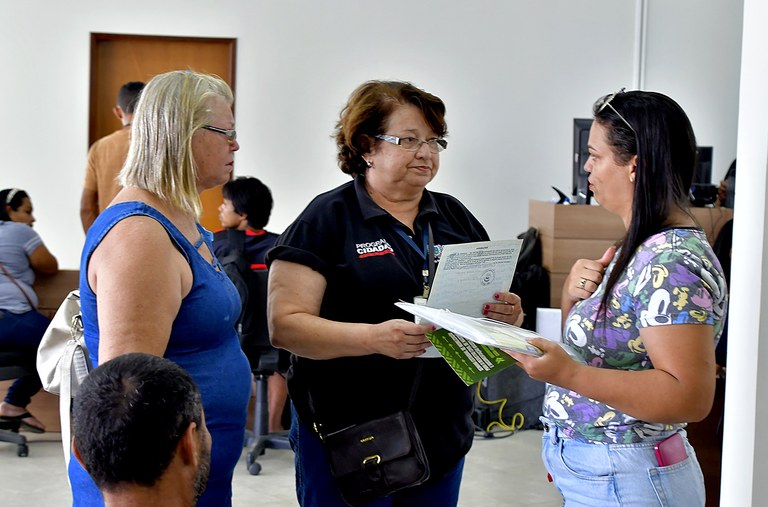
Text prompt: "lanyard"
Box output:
[[395, 224, 435, 298]]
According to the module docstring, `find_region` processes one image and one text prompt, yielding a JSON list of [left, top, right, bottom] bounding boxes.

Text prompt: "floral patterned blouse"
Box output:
[[543, 227, 728, 444]]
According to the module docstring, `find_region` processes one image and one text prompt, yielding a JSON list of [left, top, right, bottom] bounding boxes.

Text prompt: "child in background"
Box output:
[[213, 177, 287, 432]]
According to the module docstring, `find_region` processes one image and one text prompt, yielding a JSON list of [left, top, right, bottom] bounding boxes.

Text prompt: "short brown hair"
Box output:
[[334, 81, 447, 176]]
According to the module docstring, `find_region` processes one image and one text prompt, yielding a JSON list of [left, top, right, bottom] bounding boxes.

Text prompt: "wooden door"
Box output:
[[90, 33, 237, 231]]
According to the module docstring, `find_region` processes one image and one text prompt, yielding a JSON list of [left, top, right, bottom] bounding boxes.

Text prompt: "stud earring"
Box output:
[[365, 159, 373, 168], [629, 174, 635, 184]]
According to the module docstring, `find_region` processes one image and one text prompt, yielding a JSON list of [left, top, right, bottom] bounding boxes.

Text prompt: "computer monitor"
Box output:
[[573, 118, 593, 204], [694, 146, 713, 184], [689, 146, 716, 207]]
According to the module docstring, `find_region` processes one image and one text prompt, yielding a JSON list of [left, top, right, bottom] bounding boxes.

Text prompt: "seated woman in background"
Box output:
[[510, 90, 727, 506], [0, 188, 58, 433]]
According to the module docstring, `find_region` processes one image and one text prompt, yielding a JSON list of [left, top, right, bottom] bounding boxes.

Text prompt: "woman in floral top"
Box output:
[[511, 90, 727, 506]]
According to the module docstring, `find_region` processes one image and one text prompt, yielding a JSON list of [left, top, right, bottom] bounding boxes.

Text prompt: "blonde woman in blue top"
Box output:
[[510, 90, 727, 506], [70, 71, 251, 507]]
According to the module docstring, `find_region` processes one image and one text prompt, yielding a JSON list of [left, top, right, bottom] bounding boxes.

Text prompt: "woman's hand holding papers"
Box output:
[[482, 291, 524, 326], [507, 338, 583, 387]]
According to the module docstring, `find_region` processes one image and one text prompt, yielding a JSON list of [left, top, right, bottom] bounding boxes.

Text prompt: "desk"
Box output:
[[0, 270, 79, 433], [528, 201, 733, 307], [33, 270, 80, 319]]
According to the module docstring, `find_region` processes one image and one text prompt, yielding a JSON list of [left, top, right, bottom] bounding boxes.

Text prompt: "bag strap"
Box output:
[[406, 360, 423, 411], [55, 303, 84, 473], [0, 261, 35, 309], [220, 229, 246, 259], [309, 360, 423, 438], [228, 227, 246, 254], [59, 338, 79, 470], [218, 229, 249, 272]]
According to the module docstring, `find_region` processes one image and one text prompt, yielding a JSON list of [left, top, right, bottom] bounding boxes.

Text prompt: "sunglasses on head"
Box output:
[[596, 88, 636, 135]]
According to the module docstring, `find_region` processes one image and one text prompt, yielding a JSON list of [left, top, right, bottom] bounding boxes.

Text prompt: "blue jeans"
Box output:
[[290, 406, 464, 507], [541, 419, 705, 506], [0, 309, 47, 407]]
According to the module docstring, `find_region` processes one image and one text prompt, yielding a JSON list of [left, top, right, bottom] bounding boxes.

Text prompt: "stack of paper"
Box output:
[[397, 301, 540, 385]]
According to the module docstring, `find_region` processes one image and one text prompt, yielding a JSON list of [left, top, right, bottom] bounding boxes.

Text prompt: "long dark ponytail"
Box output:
[[594, 91, 697, 314]]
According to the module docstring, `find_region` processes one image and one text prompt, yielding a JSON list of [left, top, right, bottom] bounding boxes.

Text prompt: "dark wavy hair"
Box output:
[[594, 90, 697, 313], [334, 80, 447, 176], [222, 176, 273, 230], [73, 353, 204, 491], [0, 188, 29, 221]]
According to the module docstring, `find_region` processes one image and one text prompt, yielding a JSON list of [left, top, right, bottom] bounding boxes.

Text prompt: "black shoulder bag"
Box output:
[[313, 362, 429, 506]]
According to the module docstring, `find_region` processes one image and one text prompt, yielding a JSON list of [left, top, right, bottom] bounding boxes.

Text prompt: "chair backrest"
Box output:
[[238, 268, 272, 363]]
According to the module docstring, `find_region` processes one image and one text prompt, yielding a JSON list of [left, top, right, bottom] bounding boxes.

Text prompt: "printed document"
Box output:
[[405, 239, 523, 382], [427, 239, 523, 317]]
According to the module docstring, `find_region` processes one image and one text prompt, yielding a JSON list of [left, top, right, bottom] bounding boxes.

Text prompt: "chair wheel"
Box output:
[[17, 443, 28, 457], [248, 461, 262, 475], [245, 450, 262, 475], [250, 441, 266, 457]]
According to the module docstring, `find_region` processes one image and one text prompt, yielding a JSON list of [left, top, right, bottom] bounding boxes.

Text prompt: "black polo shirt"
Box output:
[[266, 175, 489, 478]]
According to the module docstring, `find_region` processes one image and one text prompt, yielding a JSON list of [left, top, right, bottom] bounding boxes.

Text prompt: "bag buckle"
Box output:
[[362, 455, 381, 466], [313, 421, 325, 441]]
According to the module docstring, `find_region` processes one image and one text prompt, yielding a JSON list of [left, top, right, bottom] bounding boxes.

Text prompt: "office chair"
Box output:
[[239, 269, 291, 476], [0, 350, 33, 457]]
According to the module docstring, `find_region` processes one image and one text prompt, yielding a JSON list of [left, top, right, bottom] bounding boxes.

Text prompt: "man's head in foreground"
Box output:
[[73, 352, 211, 506]]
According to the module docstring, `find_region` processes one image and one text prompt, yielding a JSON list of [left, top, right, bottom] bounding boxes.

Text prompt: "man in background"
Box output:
[[72, 353, 211, 507], [80, 81, 144, 232]]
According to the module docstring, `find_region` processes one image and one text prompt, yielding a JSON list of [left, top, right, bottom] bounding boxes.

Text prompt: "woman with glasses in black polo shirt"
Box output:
[[509, 90, 727, 506], [267, 80, 524, 506]]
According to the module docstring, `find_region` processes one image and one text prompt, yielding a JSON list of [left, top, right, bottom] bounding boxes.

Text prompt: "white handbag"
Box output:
[[36, 289, 91, 468]]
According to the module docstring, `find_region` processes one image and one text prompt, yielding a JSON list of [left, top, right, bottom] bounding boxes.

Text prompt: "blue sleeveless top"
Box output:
[[69, 202, 251, 507]]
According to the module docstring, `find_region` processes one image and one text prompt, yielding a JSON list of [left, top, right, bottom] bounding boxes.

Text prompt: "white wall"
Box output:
[[721, 0, 768, 502], [643, 0, 742, 179], [0, 0, 741, 269]]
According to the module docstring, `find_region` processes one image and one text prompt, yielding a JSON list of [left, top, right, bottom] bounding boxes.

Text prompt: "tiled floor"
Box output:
[[0, 428, 562, 506]]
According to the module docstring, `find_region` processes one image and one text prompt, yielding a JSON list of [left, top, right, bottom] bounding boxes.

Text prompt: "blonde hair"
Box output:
[[120, 70, 233, 217]]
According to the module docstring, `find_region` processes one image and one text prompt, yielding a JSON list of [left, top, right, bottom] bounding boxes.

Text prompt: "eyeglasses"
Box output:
[[375, 134, 448, 153], [596, 88, 636, 135], [202, 124, 237, 143]]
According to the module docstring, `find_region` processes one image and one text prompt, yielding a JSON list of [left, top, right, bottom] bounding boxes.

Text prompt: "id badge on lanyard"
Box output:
[[395, 224, 435, 301]]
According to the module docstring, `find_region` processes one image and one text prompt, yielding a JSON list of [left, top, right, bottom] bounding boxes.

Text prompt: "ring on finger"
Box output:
[[578, 277, 587, 289]]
